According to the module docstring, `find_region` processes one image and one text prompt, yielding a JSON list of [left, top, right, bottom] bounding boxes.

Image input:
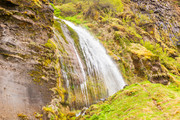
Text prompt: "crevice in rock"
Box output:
[[0, 0, 18, 10]]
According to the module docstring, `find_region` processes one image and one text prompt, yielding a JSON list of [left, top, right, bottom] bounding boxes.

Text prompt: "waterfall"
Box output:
[[64, 20, 126, 95], [54, 18, 126, 108]]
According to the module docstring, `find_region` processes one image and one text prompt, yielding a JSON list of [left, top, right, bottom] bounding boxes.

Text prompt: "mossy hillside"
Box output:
[[52, 0, 180, 85], [78, 81, 180, 120]]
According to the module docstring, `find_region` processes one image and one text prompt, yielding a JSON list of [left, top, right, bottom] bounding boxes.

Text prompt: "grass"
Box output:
[[65, 15, 82, 24], [79, 81, 180, 120], [51, 3, 86, 25]]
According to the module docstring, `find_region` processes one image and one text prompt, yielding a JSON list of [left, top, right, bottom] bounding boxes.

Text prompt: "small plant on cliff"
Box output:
[[17, 113, 28, 120]]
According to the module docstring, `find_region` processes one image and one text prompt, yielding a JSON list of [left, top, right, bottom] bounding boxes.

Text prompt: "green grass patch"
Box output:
[[80, 81, 180, 120], [65, 15, 82, 24]]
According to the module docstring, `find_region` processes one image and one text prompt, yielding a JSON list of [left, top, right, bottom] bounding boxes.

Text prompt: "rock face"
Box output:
[[132, 0, 180, 46], [128, 43, 170, 85], [129, 0, 180, 80], [0, 0, 54, 119]]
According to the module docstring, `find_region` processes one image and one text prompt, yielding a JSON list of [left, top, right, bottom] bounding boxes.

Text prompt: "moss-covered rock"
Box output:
[[0, 0, 54, 119]]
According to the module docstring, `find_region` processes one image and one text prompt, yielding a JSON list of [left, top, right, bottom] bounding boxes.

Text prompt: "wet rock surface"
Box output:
[[0, 0, 54, 119]]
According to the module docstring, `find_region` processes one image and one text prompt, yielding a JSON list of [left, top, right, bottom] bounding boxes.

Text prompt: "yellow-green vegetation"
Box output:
[[0, 7, 13, 16], [7, 0, 48, 8], [29, 39, 58, 83], [52, 0, 124, 23], [54, 20, 68, 43], [78, 81, 180, 120], [30, 38, 75, 120], [128, 43, 156, 60], [51, 0, 180, 85], [34, 112, 43, 119], [17, 113, 28, 120], [55, 3, 77, 17], [141, 40, 180, 75], [50, 3, 62, 18]]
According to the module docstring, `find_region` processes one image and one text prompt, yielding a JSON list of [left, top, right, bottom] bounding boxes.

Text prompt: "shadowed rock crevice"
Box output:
[[0, 0, 19, 10]]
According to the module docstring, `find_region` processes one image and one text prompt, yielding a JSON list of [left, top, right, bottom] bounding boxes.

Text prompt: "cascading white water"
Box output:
[[64, 20, 126, 96], [71, 37, 89, 106], [53, 19, 90, 106]]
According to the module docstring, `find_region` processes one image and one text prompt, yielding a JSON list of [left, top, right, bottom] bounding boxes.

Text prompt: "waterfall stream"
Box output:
[[54, 18, 126, 108]]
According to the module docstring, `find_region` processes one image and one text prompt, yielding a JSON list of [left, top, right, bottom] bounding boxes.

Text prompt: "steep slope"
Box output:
[[0, 0, 54, 119]]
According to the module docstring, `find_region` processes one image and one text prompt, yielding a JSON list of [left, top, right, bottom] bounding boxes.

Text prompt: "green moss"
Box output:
[[29, 38, 60, 84], [45, 39, 57, 49], [66, 25, 79, 44], [54, 20, 68, 43], [65, 15, 82, 24], [141, 41, 180, 74], [50, 3, 63, 18], [128, 43, 157, 60], [0, 7, 13, 16], [80, 81, 180, 120]]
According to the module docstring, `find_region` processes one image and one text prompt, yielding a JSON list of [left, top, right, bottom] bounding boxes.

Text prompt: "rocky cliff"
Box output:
[[0, 0, 180, 119], [0, 0, 54, 119]]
